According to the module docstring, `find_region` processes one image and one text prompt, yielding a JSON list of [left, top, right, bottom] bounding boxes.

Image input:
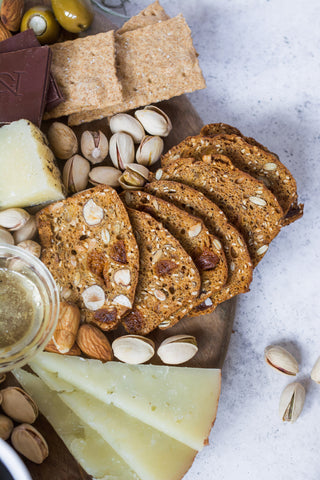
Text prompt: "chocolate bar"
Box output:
[[0, 47, 51, 126], [0, 30, 64, 111]]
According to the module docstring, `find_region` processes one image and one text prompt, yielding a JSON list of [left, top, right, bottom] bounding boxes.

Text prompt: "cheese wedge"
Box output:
[[13, 369, 139, 480], [0, 119, 65, 209], [16, 366, 197, 480], [30, 352, 221, 450]]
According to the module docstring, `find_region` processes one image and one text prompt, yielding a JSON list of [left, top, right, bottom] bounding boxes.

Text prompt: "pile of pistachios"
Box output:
[[47, 105, 172, 195], [0, 207, 41, 256], [264, 346, 320, 423], [0, 377, 48, 464]]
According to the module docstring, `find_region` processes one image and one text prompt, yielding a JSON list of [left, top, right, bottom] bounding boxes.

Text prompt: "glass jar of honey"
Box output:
[[0, 245, 59, 372]]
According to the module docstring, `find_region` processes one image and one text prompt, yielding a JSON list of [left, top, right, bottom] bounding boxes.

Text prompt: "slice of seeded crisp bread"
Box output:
[[44, 31, 122, 120], [68, 14, 206, 125], [116, 1, 170, 35]]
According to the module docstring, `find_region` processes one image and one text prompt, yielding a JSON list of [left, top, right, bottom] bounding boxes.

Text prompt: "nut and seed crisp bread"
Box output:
[[68, 14, 206, 125], [116, 1, 170, 35], [44, 31, 122, 120]]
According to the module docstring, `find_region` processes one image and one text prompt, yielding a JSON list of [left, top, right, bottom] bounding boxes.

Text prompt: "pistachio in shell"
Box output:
[[157, 334, 198, 365], [0, 414, 14, 440], [11, 424, 49, 464], [112, 335, 155, 364], [1, 386, 38, 423]]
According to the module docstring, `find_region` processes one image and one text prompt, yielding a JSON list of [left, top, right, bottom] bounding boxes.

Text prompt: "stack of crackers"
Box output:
[[44, 1, 205, 126]]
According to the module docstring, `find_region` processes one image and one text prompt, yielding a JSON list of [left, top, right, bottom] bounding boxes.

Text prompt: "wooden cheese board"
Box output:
[[3, 1, 236, 479]]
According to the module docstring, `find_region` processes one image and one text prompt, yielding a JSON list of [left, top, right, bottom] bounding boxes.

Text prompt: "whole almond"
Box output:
[[1, 0, 24, 32], [76, 324, 113, 362], [0, 19, 12, 39], [52, 302, 80, 354]]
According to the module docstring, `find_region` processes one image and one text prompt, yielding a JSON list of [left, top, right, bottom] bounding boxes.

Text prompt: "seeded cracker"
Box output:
[[44, 31, 122, 120], [116, 1, 170, 35], [68, 15, 206, 125], [145, 181, 253, 316]]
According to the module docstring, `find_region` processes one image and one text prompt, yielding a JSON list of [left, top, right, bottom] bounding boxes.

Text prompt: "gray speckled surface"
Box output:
[[112, 1, 320, 478]]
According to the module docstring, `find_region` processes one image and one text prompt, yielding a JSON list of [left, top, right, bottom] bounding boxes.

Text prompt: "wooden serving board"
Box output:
[[3, 2, 236, 479]]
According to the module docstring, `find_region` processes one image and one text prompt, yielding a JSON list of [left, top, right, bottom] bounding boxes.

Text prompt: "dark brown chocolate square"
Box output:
[[0, 30, 64, 112], [0, 46, 52, 126]]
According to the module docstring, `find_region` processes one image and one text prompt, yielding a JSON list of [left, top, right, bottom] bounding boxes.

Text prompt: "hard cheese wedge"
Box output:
[[17, 366, 197, 480], [0, 119, 65, 209], [13, 369, 139, 480], [31, 353, 221, 451]]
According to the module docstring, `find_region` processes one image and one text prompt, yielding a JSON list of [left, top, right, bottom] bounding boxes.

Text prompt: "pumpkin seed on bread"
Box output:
[[145, 181, 253, 315], [122, 209, 201, 334], [37, 185, 139, 331], [156, 155, 284, 267]]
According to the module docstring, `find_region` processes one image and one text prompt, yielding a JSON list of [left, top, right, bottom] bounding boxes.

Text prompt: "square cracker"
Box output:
[[44, 31, 122, 120], [116, 1, 170, 35], [68, 14, 206, 126]]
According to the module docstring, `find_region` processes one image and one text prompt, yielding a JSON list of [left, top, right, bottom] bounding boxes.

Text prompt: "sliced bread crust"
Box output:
[[122, 209, 201, 334], [37, 186, 139, 331], [161, 134, 302, 221], [156, 155, 284, 267], [145, 181, 253, 315]]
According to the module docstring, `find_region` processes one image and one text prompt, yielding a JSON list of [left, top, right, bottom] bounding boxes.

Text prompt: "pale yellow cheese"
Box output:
[[13, 369, 139, 480], [0, 119, 65, 209], [31, 352, 221, 450]]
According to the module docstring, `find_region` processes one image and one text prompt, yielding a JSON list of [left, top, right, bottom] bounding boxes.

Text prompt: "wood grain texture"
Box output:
[[2, 2, 236, 479]]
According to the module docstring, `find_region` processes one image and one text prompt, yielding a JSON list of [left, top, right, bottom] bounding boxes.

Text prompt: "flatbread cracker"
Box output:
[[45, 31, 122, 120], [117, 1, 170, 35], [68, 14, 205, 125]]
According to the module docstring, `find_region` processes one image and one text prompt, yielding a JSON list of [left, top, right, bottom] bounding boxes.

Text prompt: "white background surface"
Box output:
[[117, 1, 320, 479]]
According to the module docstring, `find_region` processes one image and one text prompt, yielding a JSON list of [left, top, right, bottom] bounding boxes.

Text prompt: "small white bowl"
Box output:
[[0, 439, 31, 480]]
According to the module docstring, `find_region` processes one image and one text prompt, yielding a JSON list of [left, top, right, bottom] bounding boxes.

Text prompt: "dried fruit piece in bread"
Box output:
[[145, 181, 253, 315], [122, 209, 201, 334], [37, 186, 139, 331], [156, 155, 284, 267], [122, 190, 228, 326], [161, 134, 302, 222]]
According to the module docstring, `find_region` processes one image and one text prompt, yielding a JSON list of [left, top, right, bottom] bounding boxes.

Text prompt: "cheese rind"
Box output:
[[31, 352, 221, 450], [0, 119, 65, 209], [13, 368, 139, 480]]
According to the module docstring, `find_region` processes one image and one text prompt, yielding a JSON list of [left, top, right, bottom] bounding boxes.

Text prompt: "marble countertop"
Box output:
[[120, 1, 320, 479]]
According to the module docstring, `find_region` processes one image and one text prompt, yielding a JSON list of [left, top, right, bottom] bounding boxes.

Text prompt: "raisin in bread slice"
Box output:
[[37, 185, 139, 331], [122, 190, 228, 327], [156, 155, 284, 267], [161, 134, 303, 223], [145, 181, 253, 315], [122, 209, 201, 334]]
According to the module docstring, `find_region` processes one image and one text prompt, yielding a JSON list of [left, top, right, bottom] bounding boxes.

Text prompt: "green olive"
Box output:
[[51, 0, 94, 34], [21, 6, 60, 44]]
